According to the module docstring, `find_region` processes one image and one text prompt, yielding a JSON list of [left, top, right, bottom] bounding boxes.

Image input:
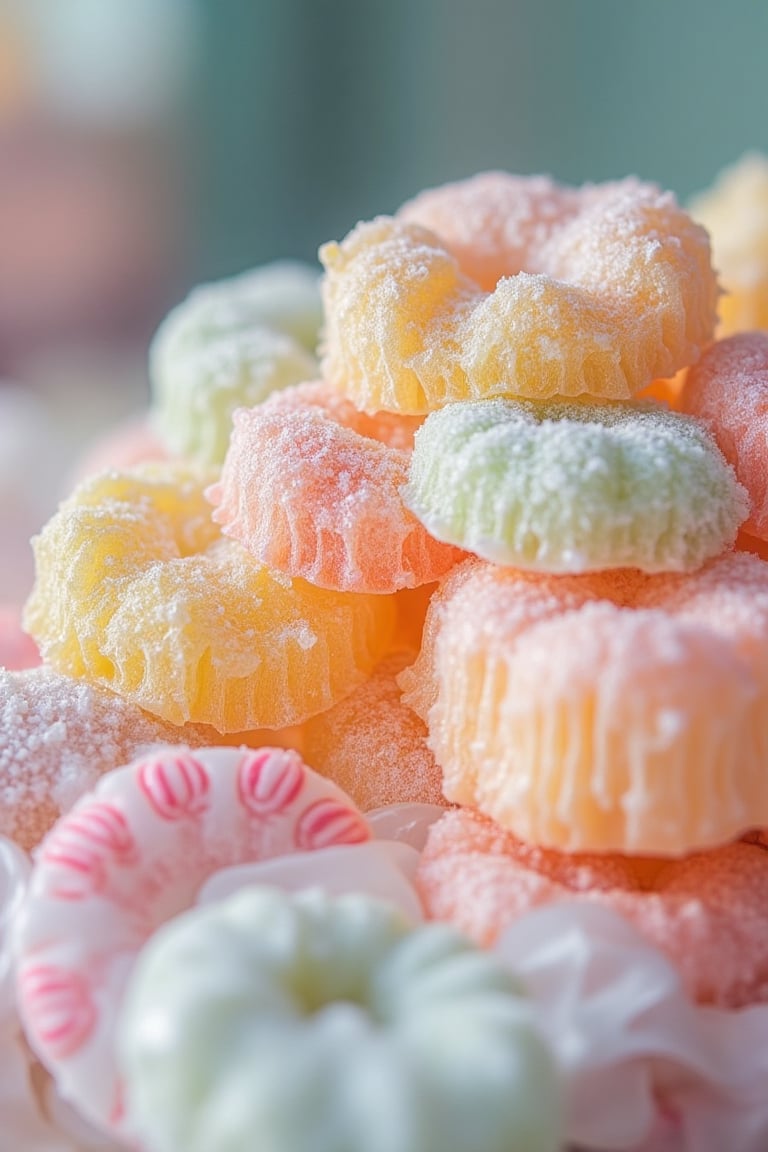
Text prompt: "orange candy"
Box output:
[[321, 176, 717, 413], [401, 555, 768, 856]]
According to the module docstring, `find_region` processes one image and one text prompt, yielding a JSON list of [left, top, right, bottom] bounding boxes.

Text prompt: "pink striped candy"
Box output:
[[13, 744, 370, 1137]]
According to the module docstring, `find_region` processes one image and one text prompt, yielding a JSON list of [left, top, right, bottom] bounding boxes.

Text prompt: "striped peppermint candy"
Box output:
[[13, 744, 371, 1136], [39, 801, 136, 900], [19, 964, 96, 1060], [137, 751, 211, 821], [236, 748, 305, 818], [295, 798, 370, 851]]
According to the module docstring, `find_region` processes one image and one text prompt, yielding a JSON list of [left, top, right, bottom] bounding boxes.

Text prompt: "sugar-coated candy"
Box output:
[[207, 381, 462, 592], [150, 262, 322, 465], [0, 667, 211, 850], [679, 332, 768, 541], [13, 745, 372, 1134], [404, 399, 747, 573], [152, 261, 322, 359], [418, 808, 768, 1008], [154, 327, 318, 467], [303, 652, 446, 811], [690, 153, 768, 336], [24, 464, 395, 730], [118, 885, 561, 1152], [400, 555, 768, 855], [321, 177, 717, 413]]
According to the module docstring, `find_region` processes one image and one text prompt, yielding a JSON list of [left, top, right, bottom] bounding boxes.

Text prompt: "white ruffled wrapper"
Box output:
[[496, 902, 768, 1152]]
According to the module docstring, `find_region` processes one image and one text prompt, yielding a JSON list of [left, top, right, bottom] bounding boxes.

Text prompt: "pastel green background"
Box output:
[[189, 0, 768, 277]]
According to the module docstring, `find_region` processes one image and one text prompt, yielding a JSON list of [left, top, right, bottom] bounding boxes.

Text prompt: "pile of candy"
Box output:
[[3, 165, 768, 1152]]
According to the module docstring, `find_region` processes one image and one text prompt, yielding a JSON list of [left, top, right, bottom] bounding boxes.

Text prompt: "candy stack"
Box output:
[[3, 170, 768, 1152]]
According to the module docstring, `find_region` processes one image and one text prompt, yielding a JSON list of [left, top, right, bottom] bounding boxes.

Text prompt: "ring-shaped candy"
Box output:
[[399, 554, 768, 856], [207, 381, 464, 592], [23, 464, 395, 731], [417, 808, 768, 1009], [118, 885, 561, 1152], [149, 261, 323, 466], [320, 176, 717, 414], [403, 399, 747, 573], [679, 332, 768, 542], [12, 745, 372, 1133]]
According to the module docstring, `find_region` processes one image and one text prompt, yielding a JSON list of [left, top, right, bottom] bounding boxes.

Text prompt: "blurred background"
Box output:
[[1, 0, 768, 593]]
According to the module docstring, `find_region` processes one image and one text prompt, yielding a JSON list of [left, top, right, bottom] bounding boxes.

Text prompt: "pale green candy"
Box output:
[[404, 399, 749, 573], [155, 261, 323, 355], [150, 262, 321, 465], [118, 887, 561, 1152], [151, 325, 317, 465]]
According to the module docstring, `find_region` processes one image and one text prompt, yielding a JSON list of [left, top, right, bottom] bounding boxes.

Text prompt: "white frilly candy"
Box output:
[[496, 902, 768, 1152]]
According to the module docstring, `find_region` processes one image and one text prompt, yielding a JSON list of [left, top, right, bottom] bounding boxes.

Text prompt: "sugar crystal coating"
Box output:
[[321, 177, 717, 413], [118, 885, 561, 1152], [418, 808, 768, 1008], [0, 667, 209, 850], [399, 555, 768, 855], [404, 399, 748, 573], [680, 332, 768, 540], [208, 381, 463, 593], [24, 464, 395, 731], [150, 261, 322, 466], [303, 652, 446, 811]]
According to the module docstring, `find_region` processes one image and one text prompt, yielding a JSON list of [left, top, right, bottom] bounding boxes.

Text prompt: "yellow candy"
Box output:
[[24, 465, 395, 731], [690, 153, 768, 336], [321, 178, 717, 414]]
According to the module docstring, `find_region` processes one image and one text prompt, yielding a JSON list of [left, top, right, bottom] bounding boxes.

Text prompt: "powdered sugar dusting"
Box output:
[[0, 667, 209, 850]]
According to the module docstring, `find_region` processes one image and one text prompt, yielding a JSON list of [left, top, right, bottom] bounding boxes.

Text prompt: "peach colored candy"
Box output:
[[321, 176, 717, 414], [679, 333, 768, 541], [400, 554, 768, 856], [0, 666, 214, 852], [0, 606, 40, 671], [70, 415, 168, 485], [417, 808, 768, 1009], [13, 744, 371, 1135], [303, 651, 446, 811], [207, 381, 463, 593]]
